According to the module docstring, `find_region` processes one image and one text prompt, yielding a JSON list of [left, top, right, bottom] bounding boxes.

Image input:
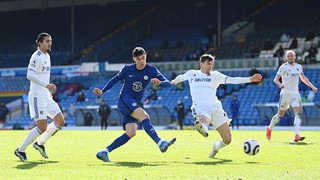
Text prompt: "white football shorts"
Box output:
[[279, 93, 302, 110], [28, 95, 61, 120], [191, 103, 231, 129]]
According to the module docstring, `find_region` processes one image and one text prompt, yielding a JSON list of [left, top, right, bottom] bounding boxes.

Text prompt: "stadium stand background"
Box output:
[[1, 0, 319, 129]]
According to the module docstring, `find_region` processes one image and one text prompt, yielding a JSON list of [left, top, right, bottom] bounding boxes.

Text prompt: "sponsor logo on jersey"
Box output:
[[144, 75, 148, 80], [132, 103, 137, 106], [132, 81, 143, 92], [286, 73, 299, 77], [42, 66, 51, 72], [194, 78, 211, 82]]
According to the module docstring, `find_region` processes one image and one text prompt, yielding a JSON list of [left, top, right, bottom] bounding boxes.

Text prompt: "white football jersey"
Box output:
[[178, 70, 228, 106], [277, 62, 302, 94], [27, 50, 51, 97]]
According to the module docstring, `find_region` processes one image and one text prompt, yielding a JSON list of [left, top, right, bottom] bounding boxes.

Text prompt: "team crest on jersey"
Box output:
[[144, 75, 148, 80], [132, 81, 143, 92], [40, 111, 43, 115], [30, 60, 37, 67], [132, 103, 137, 106]]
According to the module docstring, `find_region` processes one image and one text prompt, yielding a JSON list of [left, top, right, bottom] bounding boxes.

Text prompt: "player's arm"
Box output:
[[225, 74, 262, 84], [273, 74, 284, 89], [171, 71, 189, 85], [93, 76, 120, 95], [27, 58, 56, 93], [93, 67, 126, 95], [299, 72, 318, 92], [151, 67, 171, 87]]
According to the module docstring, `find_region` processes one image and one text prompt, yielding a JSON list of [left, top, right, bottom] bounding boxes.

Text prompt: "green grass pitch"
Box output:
[[1, 130, 320, 179]]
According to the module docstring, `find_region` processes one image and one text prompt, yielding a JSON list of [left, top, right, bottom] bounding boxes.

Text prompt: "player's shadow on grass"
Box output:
[[15, 160, 59, 170], [113, 162, 162, 168], [189, 158, 232, 165], [288, 142, 312, 146], [276, 141, 313, 146], [245, 162, 261, 164]]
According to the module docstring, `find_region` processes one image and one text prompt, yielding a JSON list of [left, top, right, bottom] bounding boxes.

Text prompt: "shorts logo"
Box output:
[[132, 103, 137, 106], [132, 81, 143, 92], [40, 111, 43, 115], [144, 75, 148, 80]]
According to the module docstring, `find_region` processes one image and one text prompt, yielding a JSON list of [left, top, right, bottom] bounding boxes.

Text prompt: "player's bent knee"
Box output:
[[127, 132, 136, 138], [126, 131, 136, 138], [38, 126, 47, 132], [54, 113, 66, 126], [223, 136, 232, 145]]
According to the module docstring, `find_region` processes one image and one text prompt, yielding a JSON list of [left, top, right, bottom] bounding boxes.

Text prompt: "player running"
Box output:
[[93, 47, 176, 162], [14, 33, 65, 161], [266, 50, 318, 142], [171, 54, 262, 158]]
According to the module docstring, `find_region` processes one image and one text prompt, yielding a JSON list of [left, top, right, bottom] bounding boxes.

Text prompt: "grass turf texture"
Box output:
[[1, 130, 320, 179]]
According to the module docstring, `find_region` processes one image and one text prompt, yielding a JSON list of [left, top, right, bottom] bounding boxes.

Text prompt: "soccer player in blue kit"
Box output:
[[93, 47, 176, 162]]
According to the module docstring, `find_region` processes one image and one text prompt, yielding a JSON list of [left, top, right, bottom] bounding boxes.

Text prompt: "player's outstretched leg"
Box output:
[[195, 120, 208, 137], [294, 135, 305, 142], [14, 148, 28, 162], [159, 138, 176, 153], [96, 151, 110, 162], [208, 142, 218, 158], [33, 142, 48, 158]]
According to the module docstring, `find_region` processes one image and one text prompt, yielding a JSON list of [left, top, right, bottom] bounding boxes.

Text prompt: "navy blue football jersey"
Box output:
[[102, 64, 170, 102]]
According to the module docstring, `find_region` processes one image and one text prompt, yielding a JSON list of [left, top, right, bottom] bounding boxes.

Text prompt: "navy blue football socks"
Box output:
[[107, 133, 130, 152], [142, 119, 161, 144]]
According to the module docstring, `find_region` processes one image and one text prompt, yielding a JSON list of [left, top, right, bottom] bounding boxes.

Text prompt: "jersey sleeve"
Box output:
[[277, 65, 285, 76], [152, 66, 170, 87], [101, 66, 126, 93], [299, 64, 303, 74], [215, 71, 229, 84], [113, 65, 127, 80], [27, 56, 40, 72], [172, 70, 192, 83]]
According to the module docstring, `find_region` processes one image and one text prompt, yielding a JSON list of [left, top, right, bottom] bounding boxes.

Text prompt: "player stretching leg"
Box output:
[[266, 50, 317, 142], [14, 33, 65, 161], [171, 54, 262, 158], [93, 47, 176, 162]]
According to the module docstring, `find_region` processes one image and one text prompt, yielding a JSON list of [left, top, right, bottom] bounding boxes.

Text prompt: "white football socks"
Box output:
[[294, 113, 302, 135], [18, 126, 42, 152], [215, 139, 227, 151], [269, 114, 281, 130], [37, 122, 61, 145]]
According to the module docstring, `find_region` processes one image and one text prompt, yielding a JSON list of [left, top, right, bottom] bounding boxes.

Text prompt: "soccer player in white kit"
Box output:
[[171, 54, 262, 158], [266, 50, 318, 142], [14, 33, 65, 161]]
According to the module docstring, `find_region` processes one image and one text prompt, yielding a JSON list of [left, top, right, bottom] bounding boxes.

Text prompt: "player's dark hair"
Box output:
[[132, 47, 146, 57], [199, 54, 215, 63], [36, 32, 51, 45]]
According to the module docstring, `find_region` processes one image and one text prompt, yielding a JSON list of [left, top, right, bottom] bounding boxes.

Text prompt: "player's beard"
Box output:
[[287, 60, 294, 64], [47, 47, 51, 53]]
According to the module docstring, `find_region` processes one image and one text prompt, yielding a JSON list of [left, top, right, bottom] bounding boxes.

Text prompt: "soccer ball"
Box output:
[[243, 139, 260, 156]]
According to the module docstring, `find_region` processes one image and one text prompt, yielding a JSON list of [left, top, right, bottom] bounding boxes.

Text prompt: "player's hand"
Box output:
[[171, 80, 177, 85], [250, 74, 262, 82], [93, 88, 103, 95], [312, 87, 318, 93], [46, 84, 57, 94], [279, 84, 285, 89], [151, 78, 161, 85]]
